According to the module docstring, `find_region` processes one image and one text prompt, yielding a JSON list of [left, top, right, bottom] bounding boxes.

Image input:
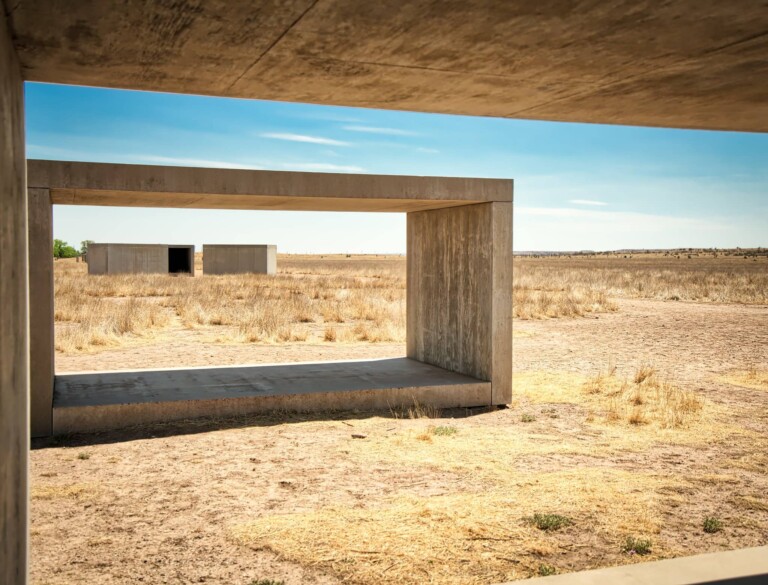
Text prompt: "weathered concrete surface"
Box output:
[[491, 202, 513, 404], [87, 243, 194, 275], [52, 358, 491, 434], [507, 544, 768, 585], [407, 201, 512, 403], [27, 160, 512, 212], [0, 5, 28, 584], [27, 188, 53, 437], [6, 2, 768, 132], [203, 244, 277, 275]]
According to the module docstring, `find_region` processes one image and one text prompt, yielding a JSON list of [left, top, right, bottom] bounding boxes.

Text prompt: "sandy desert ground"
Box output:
[[30, 252, 768, 584]]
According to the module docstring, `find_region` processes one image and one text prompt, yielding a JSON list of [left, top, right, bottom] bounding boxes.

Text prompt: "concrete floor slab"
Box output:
[[53, 358, 492, 434]]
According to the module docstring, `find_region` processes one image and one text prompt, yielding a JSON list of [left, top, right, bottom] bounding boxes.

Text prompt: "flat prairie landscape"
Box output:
[[31, 251, 768, 584]]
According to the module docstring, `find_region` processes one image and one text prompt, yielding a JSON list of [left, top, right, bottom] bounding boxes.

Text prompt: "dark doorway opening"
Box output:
[[168, 246, 192, 274]]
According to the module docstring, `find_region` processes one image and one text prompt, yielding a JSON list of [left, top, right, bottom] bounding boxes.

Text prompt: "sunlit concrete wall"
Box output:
[[1, 6, 29, 584], [407, 201, 512, 404], [87, 244, 195, 275], [203, 244, 276, 275]]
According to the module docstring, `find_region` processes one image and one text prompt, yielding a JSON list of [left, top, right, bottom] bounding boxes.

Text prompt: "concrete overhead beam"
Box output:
[[6, 1, 768, 132], [27, 160, 512, 213]]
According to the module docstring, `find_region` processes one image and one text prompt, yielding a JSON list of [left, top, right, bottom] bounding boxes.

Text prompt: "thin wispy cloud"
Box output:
[[343, 125, 419, 137], [570, 199, 608, 206], [416, 147, 440, 154], [282, 163, 365, 173], [26, 145, 262, 169], [259, 132, 351, 146], [126, 155, 262, 169], [517, 207, 725, 229]]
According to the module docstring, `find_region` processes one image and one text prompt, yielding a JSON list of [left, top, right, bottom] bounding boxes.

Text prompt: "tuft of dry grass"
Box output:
[[389, 399, 443, 420], [514, 366, 729, 446], [730, 496, 768, 512], [717, 367, 768, 391], [513, 286, 618, 319], [31, 483, 96, 501]]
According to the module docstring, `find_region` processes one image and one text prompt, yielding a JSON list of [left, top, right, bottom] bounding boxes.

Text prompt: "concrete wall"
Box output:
[[86, 243, 108, 274], [203, 245, 277, 275], [87, 244, 195, 275], [0, 5, 29, 584], [27, 189, 53, 437], [407, 202, 512, 404]]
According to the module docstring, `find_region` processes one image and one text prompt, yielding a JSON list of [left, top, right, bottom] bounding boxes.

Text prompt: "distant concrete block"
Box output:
[[203, 244, 276, 275], [87, 243, 194, 275]]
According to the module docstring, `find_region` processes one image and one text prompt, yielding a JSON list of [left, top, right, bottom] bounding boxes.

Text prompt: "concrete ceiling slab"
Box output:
[[6, 1, 768, 132]]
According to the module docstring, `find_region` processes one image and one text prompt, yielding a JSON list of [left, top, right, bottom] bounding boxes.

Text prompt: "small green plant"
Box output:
[[521, 413, 536, 423], [538, 564, 557, 576], [432, 426, 458, 436], [77, 452, 91, 460], [703, 517, 723, 533], [622, 536, 652, 555], [251, 580, 284, 585], [527, 513, 572, 531]]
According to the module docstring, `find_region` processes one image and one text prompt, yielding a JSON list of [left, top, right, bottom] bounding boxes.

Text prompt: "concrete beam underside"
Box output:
[[6, 1, 768, 132]]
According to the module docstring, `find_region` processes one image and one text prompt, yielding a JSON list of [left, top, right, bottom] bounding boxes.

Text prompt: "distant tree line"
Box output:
[[53, 239, 93, 259]]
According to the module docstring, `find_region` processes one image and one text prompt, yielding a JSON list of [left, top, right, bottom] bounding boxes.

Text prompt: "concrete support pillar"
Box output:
[[407, 201, 512, 404], [28, 188, 54, 437], [0, 5, 29, 584]]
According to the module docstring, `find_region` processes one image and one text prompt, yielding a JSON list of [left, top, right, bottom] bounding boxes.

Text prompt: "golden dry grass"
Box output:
[[717, 367, 768, 391], [55, 251, 768, 353], [231, 468, 668, 585], [512, 367, 737, 447], [54, 254, 406, 353], [515, 253, 768, 307], [228, 362, 748, 584], [31, 483, 97, 501]]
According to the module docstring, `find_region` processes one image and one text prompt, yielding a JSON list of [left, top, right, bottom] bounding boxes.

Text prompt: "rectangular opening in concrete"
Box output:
[[168, 245, 193, 274], [28, 161, 512, 435]]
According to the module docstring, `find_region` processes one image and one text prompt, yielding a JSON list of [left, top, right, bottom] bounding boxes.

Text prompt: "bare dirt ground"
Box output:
[[31, 296, 768, 584]]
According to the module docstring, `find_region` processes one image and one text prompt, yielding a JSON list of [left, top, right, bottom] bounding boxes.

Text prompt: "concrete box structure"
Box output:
[[87, 243, 195, 275], [26, 159, 512, 439], [4, 2, 768, 583], [203, 244, 276, 275]]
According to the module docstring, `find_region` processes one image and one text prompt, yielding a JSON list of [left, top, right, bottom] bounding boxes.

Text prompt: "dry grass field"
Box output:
[[53, 251, 768, 364], [31, 251, 768, 584], [54, 254, 406, 356]]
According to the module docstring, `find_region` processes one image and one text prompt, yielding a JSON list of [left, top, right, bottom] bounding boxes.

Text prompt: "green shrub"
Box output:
[[703, 517, 723, 533], [538, 564, 557, 576], [432, 426, 458, 436], [527, 513, 571, 531], [622, 536, 652, 555]]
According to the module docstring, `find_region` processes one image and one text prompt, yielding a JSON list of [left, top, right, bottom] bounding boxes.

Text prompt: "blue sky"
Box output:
[[26, 82, 767, 253]]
